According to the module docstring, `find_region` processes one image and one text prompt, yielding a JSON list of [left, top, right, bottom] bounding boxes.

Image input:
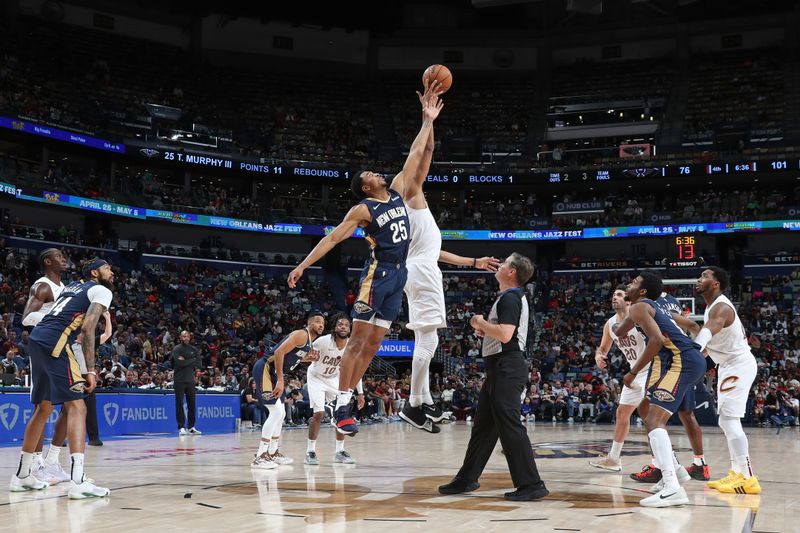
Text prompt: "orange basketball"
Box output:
[[422, 64, 452, 94]]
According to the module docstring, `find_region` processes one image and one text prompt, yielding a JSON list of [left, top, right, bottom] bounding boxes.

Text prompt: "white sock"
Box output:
[[693, 455, 706, 467], [719, 415, 752, 477], [45, 444, 62, 465], [649, 428, 679, 491], [610, 441, 623, 462], [410, 328, 438, 407], [70, 453, 85, 484], [32, 452, 43, 468], [736, 454, 753, 479], [307, 440, 316, 453], [268, 438, 279, 454], [257, 440, 270, 456], [335, 439, 345, 453], [336, 390, 353, 409], [650, 456, 657, 468], [16, 451, 33, 478]]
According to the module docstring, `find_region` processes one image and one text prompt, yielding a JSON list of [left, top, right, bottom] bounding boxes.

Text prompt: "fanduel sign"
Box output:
[[376, 340, 414, 357]]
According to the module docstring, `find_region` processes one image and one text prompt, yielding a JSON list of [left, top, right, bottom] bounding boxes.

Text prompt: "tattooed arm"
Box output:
[[80, 302, 107, 393]]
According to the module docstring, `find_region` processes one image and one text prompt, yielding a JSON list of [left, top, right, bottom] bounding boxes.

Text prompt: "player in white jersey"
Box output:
[[16, 249, 70, 487], [303, 314, 363, 465], [590, 284, 651, 471], [398, 79, 500, 433], [673, 267, 761, 494]]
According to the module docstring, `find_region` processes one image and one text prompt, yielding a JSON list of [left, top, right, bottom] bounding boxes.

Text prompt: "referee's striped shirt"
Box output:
[[482, 288, 528, 357]]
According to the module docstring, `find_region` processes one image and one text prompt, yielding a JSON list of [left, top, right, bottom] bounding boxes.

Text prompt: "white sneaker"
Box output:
[[589, 455, 622, 472], [9, 474, 48, 492], [179, 428, 188, 435], [250, 452, 278, 470], [334, 450, 356, 464], [188, 427, 202, 435], [270, 451, 294, 465], [650, 466, 691, 493], [640, 486, 689, 508], [68, 480, 110, 499], [42, 462, 71, 484], [568, 417, 574, 423], [304, 451, 320, 465], [31, 463, 57, 485]]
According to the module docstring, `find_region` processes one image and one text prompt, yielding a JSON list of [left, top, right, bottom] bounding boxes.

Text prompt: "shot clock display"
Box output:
[[674, 235, 697, 260]]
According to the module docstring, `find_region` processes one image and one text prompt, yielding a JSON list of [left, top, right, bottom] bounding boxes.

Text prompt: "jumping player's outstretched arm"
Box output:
[[288, 204, 370, 288], [625, 303, 662, 381], [21, 282, 54, 326], [400, 80, 443, 205], [389, 89, 444, 199], [438, 251, 500, 271], [595, 321, 614, 369]]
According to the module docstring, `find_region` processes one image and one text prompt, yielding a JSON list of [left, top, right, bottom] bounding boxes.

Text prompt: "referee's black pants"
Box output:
[[457, 351, 542, 488], [175, 382, 197, 429]]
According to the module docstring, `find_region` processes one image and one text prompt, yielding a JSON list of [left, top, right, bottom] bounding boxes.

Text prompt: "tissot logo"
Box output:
[[0, 403, 20, 431], [104, 403, 120, 426]]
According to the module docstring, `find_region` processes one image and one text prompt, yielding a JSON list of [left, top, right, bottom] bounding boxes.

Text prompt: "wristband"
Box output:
[[472, 257, 477, 267], [87, 371, 97, 376], [695, 328, 713, 352]]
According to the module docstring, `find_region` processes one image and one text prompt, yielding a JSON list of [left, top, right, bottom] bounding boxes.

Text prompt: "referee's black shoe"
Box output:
[[504, 481, 549, 501], [400, 403, 440, 433], [438, 477, 480, 495]]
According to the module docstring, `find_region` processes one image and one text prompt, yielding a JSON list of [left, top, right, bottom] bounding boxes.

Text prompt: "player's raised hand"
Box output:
[[288, 266, 304, 288], [416, 79, 442, 107], [422, 92, 444, 122], [475, 256, 501, 272]]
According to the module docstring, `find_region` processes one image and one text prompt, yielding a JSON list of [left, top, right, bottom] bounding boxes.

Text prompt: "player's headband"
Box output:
[[82, 259, 109, 279]]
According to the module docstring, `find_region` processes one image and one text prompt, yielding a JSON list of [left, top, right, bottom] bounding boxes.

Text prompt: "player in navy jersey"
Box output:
[[623, 270, 706, 507], [250, 312, 325, 469], [10, 258, 113, 500], [288, 84, 444, 436], [616, 287, 711, 483]]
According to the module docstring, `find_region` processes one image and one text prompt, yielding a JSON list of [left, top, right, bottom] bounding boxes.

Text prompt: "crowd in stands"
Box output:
[[0, 235, 797, 427], [683, 50, 784, 145]]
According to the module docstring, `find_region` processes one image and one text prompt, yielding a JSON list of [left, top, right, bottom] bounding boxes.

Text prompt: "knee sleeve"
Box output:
[[414, 328, 439, 361], [718, 415, 745, 439]]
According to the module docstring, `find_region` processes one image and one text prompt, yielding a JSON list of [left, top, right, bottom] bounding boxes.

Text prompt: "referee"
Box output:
[[439, 252, 548, 501]]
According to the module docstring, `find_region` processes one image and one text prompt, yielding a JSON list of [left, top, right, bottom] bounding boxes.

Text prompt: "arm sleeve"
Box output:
[[87, 285, 113, 309], [356, 380, 364, 394], [496, 293, 522, 326]]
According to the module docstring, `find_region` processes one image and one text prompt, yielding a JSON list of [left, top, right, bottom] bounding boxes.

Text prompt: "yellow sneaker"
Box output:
[[718, 475, 761, 494], [707, 470, 739, 490]]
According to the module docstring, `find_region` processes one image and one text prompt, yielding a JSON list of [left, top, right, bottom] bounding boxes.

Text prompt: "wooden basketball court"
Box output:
[[0, 422, 793, 532]]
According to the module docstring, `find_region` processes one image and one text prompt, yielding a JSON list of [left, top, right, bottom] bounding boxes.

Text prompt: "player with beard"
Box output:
[[303, 314, 363, 465], [622, 270, 706, 507], [672, 267, 760, 494], [10, 258, 114, 499], [590, 284, 651, 471]]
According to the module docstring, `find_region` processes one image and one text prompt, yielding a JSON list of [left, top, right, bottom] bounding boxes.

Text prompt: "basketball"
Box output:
[[423, 64, 452, 93]]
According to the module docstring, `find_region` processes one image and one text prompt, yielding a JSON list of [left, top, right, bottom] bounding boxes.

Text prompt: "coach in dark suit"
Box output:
[[439, 253, 548, 501], [171, 330, 201, 434]]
